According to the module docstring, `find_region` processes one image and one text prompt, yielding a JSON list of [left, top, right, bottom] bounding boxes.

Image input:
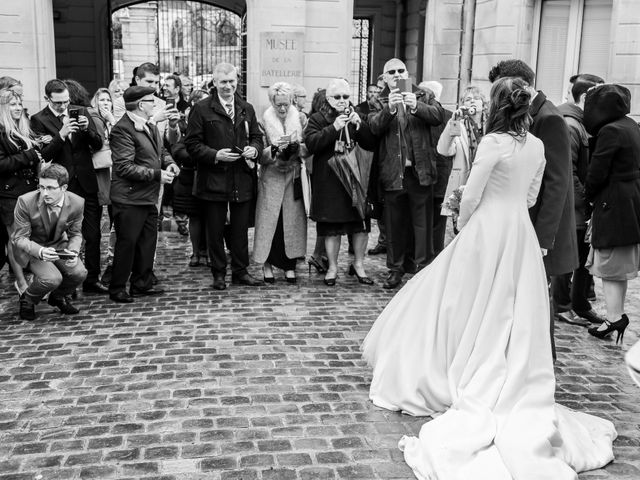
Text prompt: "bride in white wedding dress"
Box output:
[[362, 77, 616, 480]]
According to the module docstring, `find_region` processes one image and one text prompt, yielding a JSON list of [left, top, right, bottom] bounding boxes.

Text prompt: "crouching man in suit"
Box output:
[[12, 164, 87, 320]]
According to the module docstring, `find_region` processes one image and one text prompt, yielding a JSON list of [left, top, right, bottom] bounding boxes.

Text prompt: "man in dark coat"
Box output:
[[369, 58, 444, 289], [489, 59, 578, 359], [31, 79, 107, 295], [185, 62, 264, 290], [555, 74, 605, 326], [108, 86, 179, 303]]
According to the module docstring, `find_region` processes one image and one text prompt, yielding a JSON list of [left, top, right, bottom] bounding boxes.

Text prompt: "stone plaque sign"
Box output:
[[260, 32, 304, 87]]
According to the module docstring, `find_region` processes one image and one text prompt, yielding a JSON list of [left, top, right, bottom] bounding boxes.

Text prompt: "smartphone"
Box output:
[[165, 98, 176, 108], [68, 108, 80, 121], [397, 78, 413, 93], [231, 145, 244, 154], [55, 249, 76, 260]]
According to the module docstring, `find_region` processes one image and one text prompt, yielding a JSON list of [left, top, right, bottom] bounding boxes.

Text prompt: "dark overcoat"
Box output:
[[184, 91, 263, 203], [31, 105, 103, 195], [528, 92, 578, 276], [584, 84, 640, 249], [0, 127, 39, 199], [304, 106, 376, 223]]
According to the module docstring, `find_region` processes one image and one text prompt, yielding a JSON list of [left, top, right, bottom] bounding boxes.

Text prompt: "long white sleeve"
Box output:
[[527, 145, 547, 208], [457, 134, 501, 230]]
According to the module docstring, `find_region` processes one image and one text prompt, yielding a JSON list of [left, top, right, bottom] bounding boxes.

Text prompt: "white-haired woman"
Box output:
[[0, 89, 41, 295], [253, 82, 307, 283], [304, 78, 377, 286]]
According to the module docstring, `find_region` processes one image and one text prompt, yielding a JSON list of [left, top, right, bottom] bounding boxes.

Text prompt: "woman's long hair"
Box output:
[[0, 89, 35, 150], [485, 77, 532, 138]]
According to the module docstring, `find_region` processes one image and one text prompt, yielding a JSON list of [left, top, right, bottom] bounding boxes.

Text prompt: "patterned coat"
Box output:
[[252, 106, 307, 263]]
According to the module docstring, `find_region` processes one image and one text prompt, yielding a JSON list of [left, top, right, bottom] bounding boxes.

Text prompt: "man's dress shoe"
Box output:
[[382, 271, 403, 289], [368, 244, 387, 255], [48, 295, 80, 314], [231, 273, 264, 286], [213, 274, 226, 290], [19, 294, 36, 320], [83, 281, 109, 294], [110, 291, 134, 303], [129, 285, 164, 297]]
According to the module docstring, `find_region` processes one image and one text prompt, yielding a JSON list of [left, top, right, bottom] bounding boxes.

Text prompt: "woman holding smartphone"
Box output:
[[253, 82, 307, 283], [0, 89, 41, 295]]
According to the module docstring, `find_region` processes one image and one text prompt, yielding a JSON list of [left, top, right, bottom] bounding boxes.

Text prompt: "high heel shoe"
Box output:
[[588, 314, 629, 344], [263, 266, 275, 284], [348, 264, 374, 285], [323, 271, 337, 286], [308, 256, 327, 274], [285, 270, 297, 284]]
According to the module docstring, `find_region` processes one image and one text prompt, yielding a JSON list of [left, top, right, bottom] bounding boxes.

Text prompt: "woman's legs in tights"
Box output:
[[598, 279, 627, 330], [6, 224, 28, 293], [324, 235, 340, 280], [352, 232, 369, 277]]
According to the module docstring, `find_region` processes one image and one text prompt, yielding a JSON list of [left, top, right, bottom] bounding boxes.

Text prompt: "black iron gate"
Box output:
[[112, 1, 244, 94]]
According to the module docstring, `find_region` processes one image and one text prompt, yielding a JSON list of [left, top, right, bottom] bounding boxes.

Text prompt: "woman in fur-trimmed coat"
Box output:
[[253, 82, 307, 283]]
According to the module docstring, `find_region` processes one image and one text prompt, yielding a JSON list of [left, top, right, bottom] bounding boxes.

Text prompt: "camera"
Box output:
[[459, 106, 477, 117], [343, 107, 352, 116], [68, 108, 80, 121]]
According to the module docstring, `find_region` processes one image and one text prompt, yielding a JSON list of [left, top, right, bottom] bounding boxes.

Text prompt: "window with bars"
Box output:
[[352, 18, 372, 104]]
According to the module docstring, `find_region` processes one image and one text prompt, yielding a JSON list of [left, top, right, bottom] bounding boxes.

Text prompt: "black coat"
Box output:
[[184, 91, 263, 203], [528, 92, 578, 276], [0, 127, 39, 199], [109, 113, 174, 206], [30, 105, 103, 195], [584, 84, 640, 249], [304, 108, 376, 223], [368, 85, 444, 191]]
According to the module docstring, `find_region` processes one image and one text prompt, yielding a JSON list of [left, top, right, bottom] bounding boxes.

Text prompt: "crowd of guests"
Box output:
[[1, 58, 640, 350]]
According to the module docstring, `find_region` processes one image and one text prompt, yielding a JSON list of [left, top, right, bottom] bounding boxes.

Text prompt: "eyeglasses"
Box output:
[[48, 99, 70, 106], [386, 69, 406, 75], [332, 95, 350, 100], [275, 103, 290, 109], [38, 185, 61, 192], [139, 99, 155, 103]]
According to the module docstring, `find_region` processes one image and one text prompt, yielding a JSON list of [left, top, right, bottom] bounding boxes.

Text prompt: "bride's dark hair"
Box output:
[[485, 77, 532, 138]]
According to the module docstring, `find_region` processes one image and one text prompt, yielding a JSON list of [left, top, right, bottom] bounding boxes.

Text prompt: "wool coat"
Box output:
[[253, 106, 307, 263], [0, 126, 39, 199], [528, 91, 578, 276], [437, 114, 473, 215], [584, 84, 640, 249]]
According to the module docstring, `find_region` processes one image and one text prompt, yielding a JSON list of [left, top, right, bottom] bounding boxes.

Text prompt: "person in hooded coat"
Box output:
[[584, 83, 640, 343]]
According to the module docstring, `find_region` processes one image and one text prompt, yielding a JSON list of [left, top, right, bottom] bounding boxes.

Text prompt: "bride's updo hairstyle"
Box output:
[[485, 77, 532, 138]]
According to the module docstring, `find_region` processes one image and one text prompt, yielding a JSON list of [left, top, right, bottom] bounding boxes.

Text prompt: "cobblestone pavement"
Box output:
[[0, 224, 639, 480]]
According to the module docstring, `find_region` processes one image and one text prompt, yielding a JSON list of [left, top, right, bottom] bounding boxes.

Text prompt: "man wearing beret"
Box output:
[[108, 86, 180, 303], [185, 62, 264, 290]]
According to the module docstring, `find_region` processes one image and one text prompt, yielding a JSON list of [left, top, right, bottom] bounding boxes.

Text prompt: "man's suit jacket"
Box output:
[[30, 106, 103, 195], [11, 190, 84, 267], [529, 91, 579, 276], [110, 113, 174, 206]]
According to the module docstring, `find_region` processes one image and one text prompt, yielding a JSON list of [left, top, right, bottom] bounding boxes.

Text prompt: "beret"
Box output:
[[123, 86, 156, 103]]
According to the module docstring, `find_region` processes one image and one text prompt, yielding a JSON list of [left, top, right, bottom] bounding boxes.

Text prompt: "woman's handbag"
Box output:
[[92, 145, 112, 169]]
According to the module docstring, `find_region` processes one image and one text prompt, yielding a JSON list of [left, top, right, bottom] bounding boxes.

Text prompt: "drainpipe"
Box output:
[[394, 0, 404, 58], [458, 0, 477, 99]]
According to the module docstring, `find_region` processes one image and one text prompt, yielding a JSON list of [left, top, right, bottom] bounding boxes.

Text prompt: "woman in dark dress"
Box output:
[[0, 89, 41, 295], [304, 78, 376, 285]]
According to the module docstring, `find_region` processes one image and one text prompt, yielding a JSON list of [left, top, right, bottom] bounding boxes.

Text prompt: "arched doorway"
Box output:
[[110, 0, 246, 93]]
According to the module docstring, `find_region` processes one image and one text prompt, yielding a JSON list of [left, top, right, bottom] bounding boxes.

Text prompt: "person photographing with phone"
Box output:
[[31, 79, 107, 296], [12, 164, 88, 320], [369, 58, 445, 289]]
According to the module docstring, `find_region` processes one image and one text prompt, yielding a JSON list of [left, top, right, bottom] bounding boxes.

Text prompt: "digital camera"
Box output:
[[343, 107, 352, 116], [459, 106, 477, 117]]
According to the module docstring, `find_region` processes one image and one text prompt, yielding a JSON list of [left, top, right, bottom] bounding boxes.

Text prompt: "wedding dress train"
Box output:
[[362, 133, 616, 480]]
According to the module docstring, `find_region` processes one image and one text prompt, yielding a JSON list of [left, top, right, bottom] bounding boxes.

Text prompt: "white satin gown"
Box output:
[[362, 132, 616, 480]]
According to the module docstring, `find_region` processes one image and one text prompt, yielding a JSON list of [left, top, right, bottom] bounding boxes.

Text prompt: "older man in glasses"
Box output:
[[12, 164, 88, 320], [369, 58, 445, 289]]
